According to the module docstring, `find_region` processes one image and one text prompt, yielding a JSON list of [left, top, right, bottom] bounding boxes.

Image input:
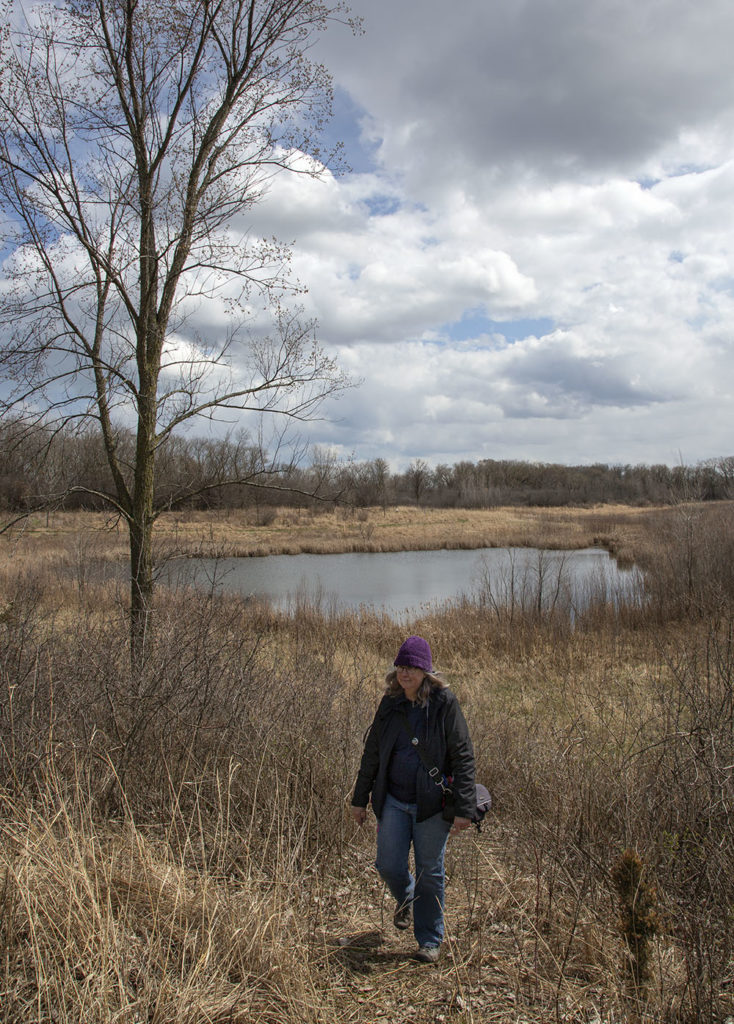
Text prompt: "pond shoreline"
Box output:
[[151, 503, 658, 564], [5, 501, 722, 572]]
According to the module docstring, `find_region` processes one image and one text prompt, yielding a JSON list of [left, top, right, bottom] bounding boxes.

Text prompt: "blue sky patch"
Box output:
[[363, 193, 401, 217], [445, 310, 555, 343], [320, 87, 380, 176], [636, 176, 661, 190]]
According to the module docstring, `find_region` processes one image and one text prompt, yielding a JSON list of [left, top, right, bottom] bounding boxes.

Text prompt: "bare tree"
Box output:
[[405, 457, 431, 505], [0, 0, 354, 664]]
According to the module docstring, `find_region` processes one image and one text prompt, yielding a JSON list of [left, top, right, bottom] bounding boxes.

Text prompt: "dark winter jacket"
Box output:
[[352, 686, 475, 823]]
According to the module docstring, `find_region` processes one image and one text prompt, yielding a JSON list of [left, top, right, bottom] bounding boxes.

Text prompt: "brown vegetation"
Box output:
[[1, 503, 733, 1022], [0, 500, 680, 565]]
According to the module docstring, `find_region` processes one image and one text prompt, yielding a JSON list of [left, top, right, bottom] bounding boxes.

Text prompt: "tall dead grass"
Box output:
[[0, 764, 340, 1023]]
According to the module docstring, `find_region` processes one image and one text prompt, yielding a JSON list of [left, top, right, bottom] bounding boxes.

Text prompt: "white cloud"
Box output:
[[173, 0, 734, 468]]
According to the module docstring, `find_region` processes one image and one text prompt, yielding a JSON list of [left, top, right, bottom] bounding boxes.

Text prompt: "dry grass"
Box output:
[[0, 772, 625, 1024], [2, 501, 734, 1022], [0, 769, 337, 1023], [0, 502, 670, 567]]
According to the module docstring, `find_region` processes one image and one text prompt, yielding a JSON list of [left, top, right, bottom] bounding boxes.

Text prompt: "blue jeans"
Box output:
[[375, 792, 451, 948]]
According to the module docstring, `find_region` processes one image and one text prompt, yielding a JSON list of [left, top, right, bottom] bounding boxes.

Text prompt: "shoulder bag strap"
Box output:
[[398, 710, 452, 794]]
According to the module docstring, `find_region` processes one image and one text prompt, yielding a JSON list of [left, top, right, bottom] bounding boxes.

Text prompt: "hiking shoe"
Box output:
[[415, 945, 441, 963], [393, 902, 412, 930]]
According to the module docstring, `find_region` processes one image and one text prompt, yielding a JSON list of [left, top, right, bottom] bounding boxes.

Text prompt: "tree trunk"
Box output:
[[129, 378, 158, 670], [129, 510, 154, 671]]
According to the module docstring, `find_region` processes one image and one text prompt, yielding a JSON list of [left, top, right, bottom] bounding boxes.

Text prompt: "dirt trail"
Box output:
[[313, 837, 570, 1024]]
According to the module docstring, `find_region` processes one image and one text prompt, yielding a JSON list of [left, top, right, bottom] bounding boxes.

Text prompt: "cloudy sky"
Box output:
[[251, 0, 734, 469]]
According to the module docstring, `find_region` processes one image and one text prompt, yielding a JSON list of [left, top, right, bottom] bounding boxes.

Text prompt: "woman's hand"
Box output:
[[450, 816, 471, 836], [351, 805, 368, 826]]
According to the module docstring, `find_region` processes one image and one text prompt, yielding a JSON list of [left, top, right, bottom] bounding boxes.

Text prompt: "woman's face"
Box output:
[[396, 664, 425, 700]]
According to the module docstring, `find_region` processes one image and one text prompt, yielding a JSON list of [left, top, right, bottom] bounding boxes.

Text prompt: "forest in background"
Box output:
[[2, 420, 733, 514]]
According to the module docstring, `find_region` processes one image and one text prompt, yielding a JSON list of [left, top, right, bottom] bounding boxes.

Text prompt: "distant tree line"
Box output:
[[334, 454, 734, 508], [1, 419, 732, 514]]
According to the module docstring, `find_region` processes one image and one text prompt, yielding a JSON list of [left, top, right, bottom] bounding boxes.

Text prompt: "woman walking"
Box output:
[[351, 636, 476, 962]]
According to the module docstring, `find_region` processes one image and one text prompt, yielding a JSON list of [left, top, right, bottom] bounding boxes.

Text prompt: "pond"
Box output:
[[166, 546, 641, 620]]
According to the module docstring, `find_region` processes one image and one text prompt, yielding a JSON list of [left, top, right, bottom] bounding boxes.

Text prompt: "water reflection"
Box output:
[[168, 546, 641, 620]]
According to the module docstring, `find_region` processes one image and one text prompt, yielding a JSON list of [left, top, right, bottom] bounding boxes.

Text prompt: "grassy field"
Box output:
[[1, 502, 733, 1023], [0, 500, 677, 565]]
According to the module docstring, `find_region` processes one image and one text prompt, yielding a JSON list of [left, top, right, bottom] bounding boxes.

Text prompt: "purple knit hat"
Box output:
[[394, 635, 433, 673]]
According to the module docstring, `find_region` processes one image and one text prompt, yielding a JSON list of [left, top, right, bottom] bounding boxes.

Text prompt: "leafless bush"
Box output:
[[0, 574, 57, 784], [0, 573, 382, 877], [473, 549, 576, 626], [641, 503, 734, 620]]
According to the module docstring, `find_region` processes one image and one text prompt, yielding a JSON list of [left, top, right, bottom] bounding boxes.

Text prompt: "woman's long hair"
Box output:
[[385, 669, 447, 707]]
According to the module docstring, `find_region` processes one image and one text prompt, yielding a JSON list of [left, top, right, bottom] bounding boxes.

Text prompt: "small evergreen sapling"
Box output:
[[611, 848, 660, 991]]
